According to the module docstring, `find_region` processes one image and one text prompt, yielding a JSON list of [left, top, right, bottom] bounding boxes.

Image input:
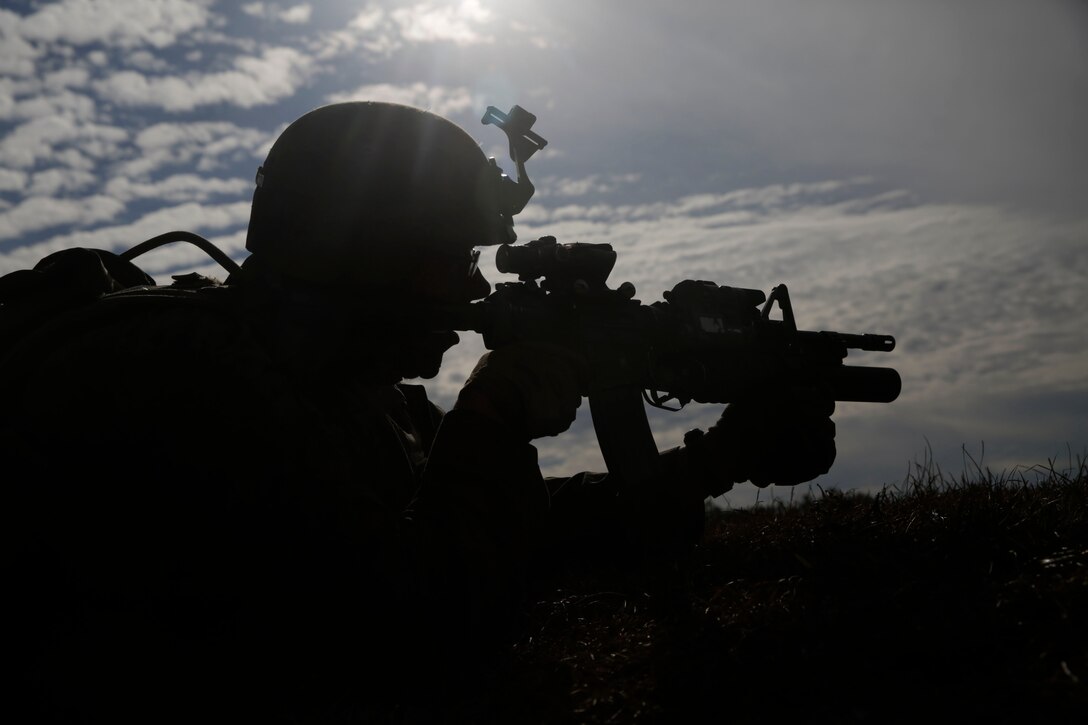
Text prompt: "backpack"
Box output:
[[0, 231, 242, 366]]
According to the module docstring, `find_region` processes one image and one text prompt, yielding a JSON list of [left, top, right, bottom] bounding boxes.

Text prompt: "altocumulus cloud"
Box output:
[[0, 194, 124, 241], [0, 115, 127, 170], [93, 47, 317, 111], [242, 3, 313, 26], [121, 122, 273, 178], [16, 0, 210, 49]]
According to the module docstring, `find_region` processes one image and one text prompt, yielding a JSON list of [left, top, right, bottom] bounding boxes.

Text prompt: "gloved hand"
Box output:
[[683, 387, 836, 494], [453, 342, 588, 440]]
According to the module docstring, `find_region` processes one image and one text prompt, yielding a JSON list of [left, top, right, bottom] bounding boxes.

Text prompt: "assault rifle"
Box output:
[[82, 227, 899, 490], [464, 104, 899, 485], [433, 236, 900, 486]]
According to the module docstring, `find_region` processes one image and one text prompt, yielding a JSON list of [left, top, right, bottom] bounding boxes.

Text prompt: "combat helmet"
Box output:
[[245, 101, 544, 289]]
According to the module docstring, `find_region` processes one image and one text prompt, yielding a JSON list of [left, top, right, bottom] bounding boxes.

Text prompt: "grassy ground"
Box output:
[[500, 457, 1088, 723]]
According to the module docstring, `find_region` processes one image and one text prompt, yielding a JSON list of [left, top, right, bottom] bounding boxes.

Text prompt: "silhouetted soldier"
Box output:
[[1, 102, 835, 722]]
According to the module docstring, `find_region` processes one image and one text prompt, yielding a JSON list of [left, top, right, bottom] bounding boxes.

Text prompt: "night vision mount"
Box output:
[[483, 105, 547, 241]]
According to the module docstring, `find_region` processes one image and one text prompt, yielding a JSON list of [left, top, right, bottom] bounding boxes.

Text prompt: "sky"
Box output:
[[1, 0, 1086, 507]]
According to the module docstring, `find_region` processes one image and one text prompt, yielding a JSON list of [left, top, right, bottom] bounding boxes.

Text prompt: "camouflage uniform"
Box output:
[[1, 268, 554, 721]]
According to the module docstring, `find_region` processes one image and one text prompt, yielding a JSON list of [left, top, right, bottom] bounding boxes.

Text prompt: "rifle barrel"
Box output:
[[834, 332, 896, 352]]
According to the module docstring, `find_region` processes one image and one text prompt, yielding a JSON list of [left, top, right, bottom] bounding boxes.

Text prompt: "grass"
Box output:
[[495, 454, 1088, 723]]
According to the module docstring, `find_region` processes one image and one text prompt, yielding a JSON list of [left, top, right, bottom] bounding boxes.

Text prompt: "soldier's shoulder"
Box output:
[[0, 281, 268, 428], [11, 281, 246, 359], [0, 245, 248, 368]]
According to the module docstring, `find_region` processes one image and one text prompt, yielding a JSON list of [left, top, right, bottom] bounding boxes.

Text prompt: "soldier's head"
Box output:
[[244, 101, 517, 305], [243, 102, 536, 379]]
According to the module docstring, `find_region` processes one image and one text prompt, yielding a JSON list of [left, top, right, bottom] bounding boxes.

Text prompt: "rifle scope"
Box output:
[[496, 237, 617, 288]]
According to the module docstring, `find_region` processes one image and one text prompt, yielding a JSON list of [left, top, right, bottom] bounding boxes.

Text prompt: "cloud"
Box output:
[[0, 195, 125, 242], [524, 177, 867, 225], [349, 5, 385, 32], [0, 168, 27, 192], [27, 168, 97, 196], [42, 67, 91, 91], [536, 173, 644, 198], [310, 1, 498, 61], [0, 10, 43, 77], [17, 0, 210, 49], [280, 5, 315, 24], [117, 121, 272, 178], [0, 74, 98, 122], [104, 174, 251, 203], [243, 3, 313, 25], [392, 0, 493, 45], [122, 50, 173, 73], [0, 115, 127, 169], [308, 0, 494, 60], [303, 7, 392, 60], [94, 47, 316, 111], [279, 5, 313, 24], [134, 121, 264, 152], [326, 82, 476, 117]]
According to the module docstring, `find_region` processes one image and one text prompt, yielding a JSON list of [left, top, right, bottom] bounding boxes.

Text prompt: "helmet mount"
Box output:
[[481, 105, 548, 238]]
